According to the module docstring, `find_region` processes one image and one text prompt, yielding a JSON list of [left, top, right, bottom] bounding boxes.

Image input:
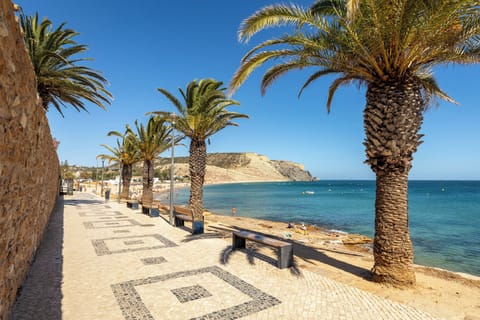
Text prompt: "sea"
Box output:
[[163, 180, 480, 276]]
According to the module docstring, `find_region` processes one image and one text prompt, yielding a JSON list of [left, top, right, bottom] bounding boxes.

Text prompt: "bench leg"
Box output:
[[277, 245, 293, 269], [192, 220, 204, 235], [174, 217, 184, 227], [150, 208, 159, 217], [232, 234, 246, 249]]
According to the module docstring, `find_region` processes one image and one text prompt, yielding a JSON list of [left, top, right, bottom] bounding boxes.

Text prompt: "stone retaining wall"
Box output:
[[0, 1, 60, 318]]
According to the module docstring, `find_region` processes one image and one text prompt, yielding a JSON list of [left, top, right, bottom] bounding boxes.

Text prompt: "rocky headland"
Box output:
[[157, 152, 315, 184]]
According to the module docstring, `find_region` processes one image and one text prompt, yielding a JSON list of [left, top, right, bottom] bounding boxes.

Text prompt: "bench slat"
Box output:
[[173, 206, 193, 216], [233, 231, 290, 248], [175, 214, 192, 221], [232, 230, 293, 269]]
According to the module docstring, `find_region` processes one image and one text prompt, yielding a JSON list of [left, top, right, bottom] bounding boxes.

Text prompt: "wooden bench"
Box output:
[[232, 230, 293, 269], [126, 200, 139, 210], [173, 205, 193, 227]]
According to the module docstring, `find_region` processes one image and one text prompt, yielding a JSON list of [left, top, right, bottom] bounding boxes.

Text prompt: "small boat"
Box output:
[[303, 190, 315, 195]]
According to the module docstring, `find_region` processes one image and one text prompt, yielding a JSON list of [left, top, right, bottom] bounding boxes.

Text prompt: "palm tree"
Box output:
[[152, 79, 248, 234], [97, 132, 139, 200], [125, 117, 173, 206], [229, 0, 480, 286], [19, 11, 112, 116]]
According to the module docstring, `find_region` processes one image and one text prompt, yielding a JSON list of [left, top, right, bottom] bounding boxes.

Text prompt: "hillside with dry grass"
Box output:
[[157, 152, 315, 184]]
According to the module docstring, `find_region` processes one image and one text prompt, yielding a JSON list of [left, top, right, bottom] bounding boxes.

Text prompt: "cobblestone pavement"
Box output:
[[10, 193, 439, 319]]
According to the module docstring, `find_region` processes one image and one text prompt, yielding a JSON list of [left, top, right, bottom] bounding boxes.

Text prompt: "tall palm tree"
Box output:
[[125, 117, 173, 206], [19, 11, 112, 116], [152, 79, 248, 234], [229, 0, 480, 286], [97, 132, 140, 200]]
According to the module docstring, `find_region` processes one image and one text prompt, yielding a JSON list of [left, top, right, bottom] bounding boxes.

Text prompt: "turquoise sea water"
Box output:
[[170, 180, 480, 276]]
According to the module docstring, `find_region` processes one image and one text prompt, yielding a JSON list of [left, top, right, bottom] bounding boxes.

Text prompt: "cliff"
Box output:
[[157, 152, 314, 184]]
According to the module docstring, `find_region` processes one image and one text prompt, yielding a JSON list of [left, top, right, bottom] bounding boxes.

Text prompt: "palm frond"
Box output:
[[238, 4, 316, 43], [231, 0, 480, 111], [152, 79, 248, 141], [19, 10, 112, 116]]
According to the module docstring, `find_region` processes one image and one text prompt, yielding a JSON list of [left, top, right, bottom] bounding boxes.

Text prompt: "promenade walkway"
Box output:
[[10, 192, 438, 319]]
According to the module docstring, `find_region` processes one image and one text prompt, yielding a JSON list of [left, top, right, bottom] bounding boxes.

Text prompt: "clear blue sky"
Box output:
[[19, 0, 480, 180]]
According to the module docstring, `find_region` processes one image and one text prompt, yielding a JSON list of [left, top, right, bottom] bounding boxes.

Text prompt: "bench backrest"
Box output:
[[173, 205, 193, 217]]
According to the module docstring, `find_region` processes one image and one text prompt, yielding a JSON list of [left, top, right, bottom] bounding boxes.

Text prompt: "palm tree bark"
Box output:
[[142, 159, 154, 206], [364, 76, 424, 286], [121, 164, 132, 200], [189, 138, 206, 234]]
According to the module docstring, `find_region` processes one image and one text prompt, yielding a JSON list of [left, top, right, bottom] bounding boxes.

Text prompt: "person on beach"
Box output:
[[232, 207, 237, 216]]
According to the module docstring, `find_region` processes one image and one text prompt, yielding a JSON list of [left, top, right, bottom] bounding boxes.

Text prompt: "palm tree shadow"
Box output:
[[213, 225, 371, 281], [220, 244, 303, 277], [181, 232, 227, 243]]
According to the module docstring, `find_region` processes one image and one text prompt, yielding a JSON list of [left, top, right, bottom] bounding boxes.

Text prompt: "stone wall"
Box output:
[[0, 1, 60, 318]]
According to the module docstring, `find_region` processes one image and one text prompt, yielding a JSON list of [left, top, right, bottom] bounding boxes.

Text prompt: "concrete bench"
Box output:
[[232, 230, 293, 269], [173, 205, 193, 227], [126, 200, 139, 210]]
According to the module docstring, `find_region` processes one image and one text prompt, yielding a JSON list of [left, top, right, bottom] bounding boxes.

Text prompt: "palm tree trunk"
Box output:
[[141, 159, 154, 206], [189, 137, 206, 234], [364, 76, 424, 287], [121, 164, 132, 200]]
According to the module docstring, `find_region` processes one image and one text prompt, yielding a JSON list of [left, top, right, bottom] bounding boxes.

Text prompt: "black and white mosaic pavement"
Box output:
[[83, 219, 141, 229], [140, 257, 167, 265], [94, 216, 130, 220], [92, 234, 177, 256], [78, 211, 123, 217], [124, 240, 145, 246], [111, 266, 281, 320], [171, 285, 212, 303]]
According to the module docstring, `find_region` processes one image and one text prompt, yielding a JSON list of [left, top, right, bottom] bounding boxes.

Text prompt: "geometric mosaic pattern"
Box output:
[[78, 211, 123, 217], [124, 240, 145, 245], [111, 266, 281, 320], [92, 234, 177, 256], [171, 285, 213, 303], [141, 257, 167, 265], [114, 230, 131, 234], [83, 219, 141, 229]]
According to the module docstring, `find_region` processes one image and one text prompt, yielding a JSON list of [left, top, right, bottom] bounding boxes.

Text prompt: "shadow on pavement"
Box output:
[[10, 196, 65, 320], [64, 198, 104, 206], [210, 224, 371, 281]]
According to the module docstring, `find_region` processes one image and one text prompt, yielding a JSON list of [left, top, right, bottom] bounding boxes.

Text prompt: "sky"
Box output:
[[19, 0, 480, 180]]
